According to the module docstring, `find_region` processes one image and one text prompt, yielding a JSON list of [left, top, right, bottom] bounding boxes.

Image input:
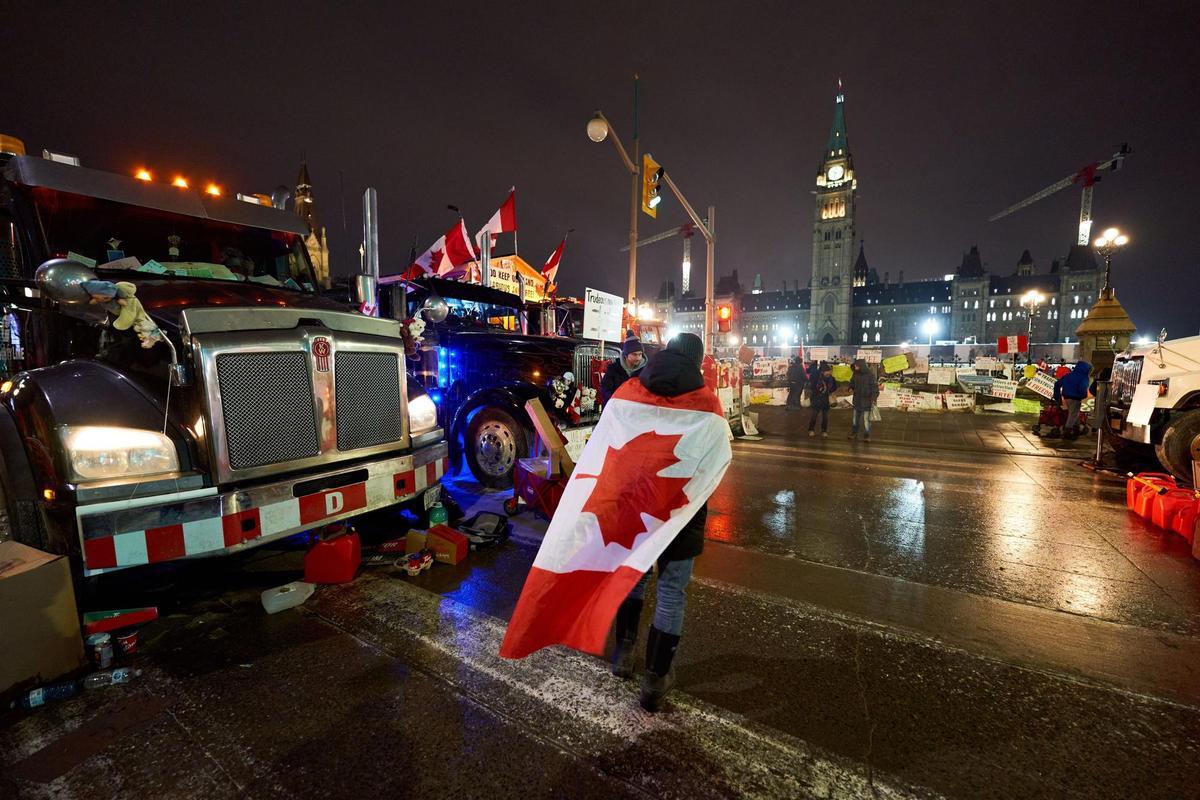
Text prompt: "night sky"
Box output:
[[6, 1, 1198, 338]]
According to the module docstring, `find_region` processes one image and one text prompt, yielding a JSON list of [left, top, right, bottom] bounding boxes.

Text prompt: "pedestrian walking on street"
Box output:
[[807, 361, 836, 437], [600, 331, 646, 406], [610, 333, 714, 712], [1053, 360, 1091, 439], [848, 358, 879, 441]]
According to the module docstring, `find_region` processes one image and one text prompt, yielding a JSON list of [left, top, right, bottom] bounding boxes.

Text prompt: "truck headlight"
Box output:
[[60, 426, 180, 481], [409, 392, 438, 435]]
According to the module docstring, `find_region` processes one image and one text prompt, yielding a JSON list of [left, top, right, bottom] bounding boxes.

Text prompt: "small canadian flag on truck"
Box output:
[[997, 335, 1029, 354]]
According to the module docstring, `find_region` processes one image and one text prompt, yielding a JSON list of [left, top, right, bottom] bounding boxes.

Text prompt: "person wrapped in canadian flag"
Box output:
[[500, 333, 731, 712]]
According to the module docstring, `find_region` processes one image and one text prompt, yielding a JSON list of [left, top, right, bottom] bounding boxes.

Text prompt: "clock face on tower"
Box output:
[[826, 164, 845, 182]]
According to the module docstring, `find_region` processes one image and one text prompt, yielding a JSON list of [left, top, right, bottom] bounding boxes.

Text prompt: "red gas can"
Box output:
[[304, 531, 362, 584], [1170, 499, 1199, 545], [1151, 490, 1196, 530], [1127, 472, 1175, 512]]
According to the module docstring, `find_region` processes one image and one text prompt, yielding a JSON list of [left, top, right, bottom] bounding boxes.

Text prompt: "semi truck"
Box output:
[[1109, 333, 1200, 483], [0, 135, 447, 577]]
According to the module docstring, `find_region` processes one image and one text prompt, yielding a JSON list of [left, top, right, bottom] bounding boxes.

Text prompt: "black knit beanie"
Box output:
[[667, 332, 704, 366]]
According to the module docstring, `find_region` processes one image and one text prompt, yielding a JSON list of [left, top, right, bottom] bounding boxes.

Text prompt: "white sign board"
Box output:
[[1026, 372, 1057, 400], [945, 393, 975, 410], [1126, 383, 1159, 427], [975, 357, 999, 372], [855, 349, 883, 364], [807, 346, 829, 361], [876, 389, 900, 409], [928, 366, 956, 385], [988, 378, 1017, 400], [582, 287, 623, 342]]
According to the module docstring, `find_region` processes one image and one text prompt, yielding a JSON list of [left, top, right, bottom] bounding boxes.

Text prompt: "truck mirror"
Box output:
[[421, 295, 449, 323], [35, 258, 99, 305]]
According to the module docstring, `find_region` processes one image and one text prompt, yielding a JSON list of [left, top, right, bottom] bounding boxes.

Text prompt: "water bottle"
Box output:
[[83, 667, 142, 690], [13, 680, 77, 709], [261, 581, 315, 614], [428, 502, 448, 527]]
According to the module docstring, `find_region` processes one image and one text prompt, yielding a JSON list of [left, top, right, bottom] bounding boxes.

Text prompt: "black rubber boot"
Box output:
[[610, 598, 643, 679], [639, 625, 681, 712]]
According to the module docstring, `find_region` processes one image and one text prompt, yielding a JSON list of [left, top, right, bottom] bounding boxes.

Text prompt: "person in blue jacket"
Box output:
[[1053, 360, 1091, 438]]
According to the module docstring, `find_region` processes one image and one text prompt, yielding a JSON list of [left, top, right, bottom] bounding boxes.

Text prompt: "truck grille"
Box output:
[[216, 352, 320, 469], [336, 352, 402, 450], [573, 343, 618, 424], [1111, 357, 1143, 405]]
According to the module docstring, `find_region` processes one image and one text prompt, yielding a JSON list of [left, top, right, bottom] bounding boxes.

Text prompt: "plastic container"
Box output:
[[13, 680, 77, 709], [428, 503, 449, 527], [83, 667, 141, 689], [304, 532, 361, 584], [260, 581, 315, 614], [1150, 489, 1195, 530], [86, 632, 113, 669], [1170, 498, 1199, 544], [1127, 473, 1175, 511]]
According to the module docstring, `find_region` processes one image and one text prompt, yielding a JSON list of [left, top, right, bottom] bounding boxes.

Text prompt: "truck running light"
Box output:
[[204, 183, 222, 197], [172, 176, 189, 189], [135, 168, 153, 182]]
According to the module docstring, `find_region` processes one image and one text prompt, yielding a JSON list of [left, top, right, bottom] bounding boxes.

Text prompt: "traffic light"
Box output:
[[717, 304, 732, 333], [641, 153, 663, 218]]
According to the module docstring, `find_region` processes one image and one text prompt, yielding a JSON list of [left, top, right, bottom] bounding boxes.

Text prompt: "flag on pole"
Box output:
[[542, 235, 567, 285], [475, 188, 517, 248], [997, 334, 1029, 354], [403, 235, 447, 280], [437, 219, 478, 277], [498, 378, 732, 660]]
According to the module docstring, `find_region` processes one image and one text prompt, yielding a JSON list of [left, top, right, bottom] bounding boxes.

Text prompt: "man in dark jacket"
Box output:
[[807, 361, 836, 437], [848, 358, 879, 441], [610, 332, 713, 712], [599, 332, 645, 406], [1053, 360, 1091, 438], [785, 357, 805, 407]]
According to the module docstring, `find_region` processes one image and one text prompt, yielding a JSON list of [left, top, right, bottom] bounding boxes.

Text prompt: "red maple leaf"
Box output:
[[577, 431, 690, 550], [427, 249, 444, 273]]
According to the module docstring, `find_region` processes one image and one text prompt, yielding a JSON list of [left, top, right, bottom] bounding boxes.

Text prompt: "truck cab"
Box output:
[[0, 138, 447, 576], [1109, 334, 1200, 482], [380, 278, 616, 488]]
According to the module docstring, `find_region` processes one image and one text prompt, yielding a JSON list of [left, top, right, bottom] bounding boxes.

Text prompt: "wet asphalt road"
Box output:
[[2, 407, 1199, 799]]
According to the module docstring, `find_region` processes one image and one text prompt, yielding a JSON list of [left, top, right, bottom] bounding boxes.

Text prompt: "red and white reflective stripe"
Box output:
[[81, 456, 450, 574]]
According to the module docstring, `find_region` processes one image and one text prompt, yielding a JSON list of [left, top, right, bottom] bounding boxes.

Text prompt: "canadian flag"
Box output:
[[475, 188, 517, 248], [499, 378, 732, 659], [405, 220, 478, 280], [997, 334, 1029, 354], [542, 236, 567, 285]]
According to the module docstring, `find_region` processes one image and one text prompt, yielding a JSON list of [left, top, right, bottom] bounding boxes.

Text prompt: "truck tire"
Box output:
[[0, 459, 49, 551], [1155, 410, 1200, 484], [466, 407, 528, 489]]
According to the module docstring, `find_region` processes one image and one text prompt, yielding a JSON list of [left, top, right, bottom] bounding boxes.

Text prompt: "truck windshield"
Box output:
[[436, 297, 521, 331], [31, 188, 318, 291]]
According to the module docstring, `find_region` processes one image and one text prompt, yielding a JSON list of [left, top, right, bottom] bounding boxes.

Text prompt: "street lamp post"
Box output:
[[922, 317, 937, 347], [1021, 289, 1045, 341], [1093, 226, 1129, 297], [587, 94, 640, 307]]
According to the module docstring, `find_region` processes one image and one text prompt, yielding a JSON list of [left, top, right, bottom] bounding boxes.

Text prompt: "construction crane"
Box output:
[[619, 221, 702, 293], [989, 143, 1131, 245]]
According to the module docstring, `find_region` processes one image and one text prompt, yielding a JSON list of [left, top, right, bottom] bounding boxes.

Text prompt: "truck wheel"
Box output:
[[466, 408, 528, 489], [1155, 410, 1200, 483], [0, 455, 49, 551]]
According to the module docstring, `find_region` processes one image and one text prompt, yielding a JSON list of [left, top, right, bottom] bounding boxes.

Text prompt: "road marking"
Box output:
[[314, 575, 935, 800]]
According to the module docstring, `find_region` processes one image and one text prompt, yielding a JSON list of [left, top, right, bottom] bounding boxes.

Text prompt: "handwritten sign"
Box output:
[[807, 346, 829, 361], [582, 287, 623, 342], [832, 364, 853, 382], [882, 354, 911, 374], [956, 366, 977, 378], [928, 366, 956, 385], [920, 392, 943, 410], [876, 389, 899, 408], [1012, 398, 1042, 415], [945, 393, 974, 410], [988, 378, 1017, 400], [856, 349, 883, 364], [975, 357, 999, 372], [898, 392, 923, 410], [1026, 372, 1057, 400]]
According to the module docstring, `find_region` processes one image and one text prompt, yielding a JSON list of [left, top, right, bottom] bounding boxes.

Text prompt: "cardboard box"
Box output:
[[0, 541, 86, 697], [405, 530, 428, 554], [427, 525, 469, 565]]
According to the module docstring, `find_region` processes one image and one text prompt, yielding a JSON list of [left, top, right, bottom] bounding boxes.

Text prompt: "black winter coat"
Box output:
[[600, 358, 640, 406], [637, 349, 710, 565]]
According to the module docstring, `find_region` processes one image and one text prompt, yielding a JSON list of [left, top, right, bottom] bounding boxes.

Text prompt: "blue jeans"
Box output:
[[852, 408, 873, 435], [628, 557, 694, 636]]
